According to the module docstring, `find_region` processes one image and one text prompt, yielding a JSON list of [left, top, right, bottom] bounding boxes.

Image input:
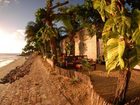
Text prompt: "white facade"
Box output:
[[74, 29, 97, 61]]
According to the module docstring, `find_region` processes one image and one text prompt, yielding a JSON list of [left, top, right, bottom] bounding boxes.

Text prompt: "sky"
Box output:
[[0, 0, 83, 53]]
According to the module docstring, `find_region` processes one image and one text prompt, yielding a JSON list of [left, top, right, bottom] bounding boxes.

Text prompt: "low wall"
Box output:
[[46, 59, 53, 67]]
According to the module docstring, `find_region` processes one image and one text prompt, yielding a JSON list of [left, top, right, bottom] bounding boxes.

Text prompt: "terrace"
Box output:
[[57, 54, 96, 71]]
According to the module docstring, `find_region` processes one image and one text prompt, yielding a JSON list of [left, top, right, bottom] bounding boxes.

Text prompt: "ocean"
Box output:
[[0, 53, 19, 68]]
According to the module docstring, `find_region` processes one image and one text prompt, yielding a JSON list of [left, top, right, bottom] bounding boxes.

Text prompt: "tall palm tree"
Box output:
[[25, 21, 37, 43], [58, 0, 102, 55], [24, 21, 40, 53], [34, 0, 69, 65], [24, 20, 48, 55]]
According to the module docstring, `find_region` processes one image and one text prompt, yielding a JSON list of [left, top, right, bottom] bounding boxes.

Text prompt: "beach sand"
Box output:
[[0, 55, 91, 105], [0, 56, 26, 78], [0, 55, 140, 104], [0, 57, 26, 94]]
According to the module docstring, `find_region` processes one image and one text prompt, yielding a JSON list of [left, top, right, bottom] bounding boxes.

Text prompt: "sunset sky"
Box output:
[[0, 0, 83, 53], [0, 0, 45, 53]]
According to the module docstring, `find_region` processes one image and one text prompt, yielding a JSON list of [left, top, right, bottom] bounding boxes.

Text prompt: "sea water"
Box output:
[[0, 53, 19, 68]]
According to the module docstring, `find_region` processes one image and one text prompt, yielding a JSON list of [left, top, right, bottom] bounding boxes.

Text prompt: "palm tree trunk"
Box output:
[[44, 41, 47, 56], [69, 33, 75, 56], [39, 45, 44, 56], [46, 18, 58, 66], [50, 37, 57, 66], [113, 68, 131, 105]]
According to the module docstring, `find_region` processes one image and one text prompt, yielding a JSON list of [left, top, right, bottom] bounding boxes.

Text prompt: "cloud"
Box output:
[[12, 29, 25, 41], [0, 0, 17, 6], [0, 28, 26, 53]]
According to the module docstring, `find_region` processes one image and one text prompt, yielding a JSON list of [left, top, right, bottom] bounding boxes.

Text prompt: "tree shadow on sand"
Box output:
[[90, 73, 138, 103]]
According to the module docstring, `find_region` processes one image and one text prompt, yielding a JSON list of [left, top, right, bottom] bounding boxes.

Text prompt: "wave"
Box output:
[[0, 60, 14, 68], [0, 54, 19, 68]]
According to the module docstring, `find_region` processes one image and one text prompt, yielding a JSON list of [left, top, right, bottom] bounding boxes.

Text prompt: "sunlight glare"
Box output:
[[0, 29, 26, 53]]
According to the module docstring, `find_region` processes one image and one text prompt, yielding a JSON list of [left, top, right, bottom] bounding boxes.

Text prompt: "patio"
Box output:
[[57, 55, 96, 70]]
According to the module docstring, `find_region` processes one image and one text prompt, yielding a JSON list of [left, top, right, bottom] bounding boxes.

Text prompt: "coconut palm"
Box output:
[[93, 0, 140, 104], [58, 0, 102, 55], [33, 0, 69, 65], [25, 21, 37, 43], [24, 21, 39, 53], [24, 17, 49, 55]]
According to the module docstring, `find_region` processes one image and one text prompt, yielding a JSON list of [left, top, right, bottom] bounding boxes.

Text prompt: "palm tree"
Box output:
[[58, 0, 102, 55], [25, 21, 37, 43], [24, 20, 48, 56], [93, 0, 140, 104], [34, 0, 69, 65], [24, 21, 40, 53], [57, 9, 79, 55]]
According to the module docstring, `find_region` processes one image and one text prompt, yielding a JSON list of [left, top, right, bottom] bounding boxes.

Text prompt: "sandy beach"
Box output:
[[0, 55, 92, 105], [0, 56, 26, 79], [0, 56, 26, 97]]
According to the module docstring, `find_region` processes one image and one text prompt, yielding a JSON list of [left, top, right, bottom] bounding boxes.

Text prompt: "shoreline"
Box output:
[[0, 56, 26, 78], [0, 59, 15, 68]]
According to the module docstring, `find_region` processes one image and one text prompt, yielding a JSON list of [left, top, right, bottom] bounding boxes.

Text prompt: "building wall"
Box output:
[[74, 35, 80, 56], [74, 29, 97, 61], [60, 29, 99, 61], [84, 36, 97, 60], [60, 37, 69, 54], [98, 39, 104, 57]]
